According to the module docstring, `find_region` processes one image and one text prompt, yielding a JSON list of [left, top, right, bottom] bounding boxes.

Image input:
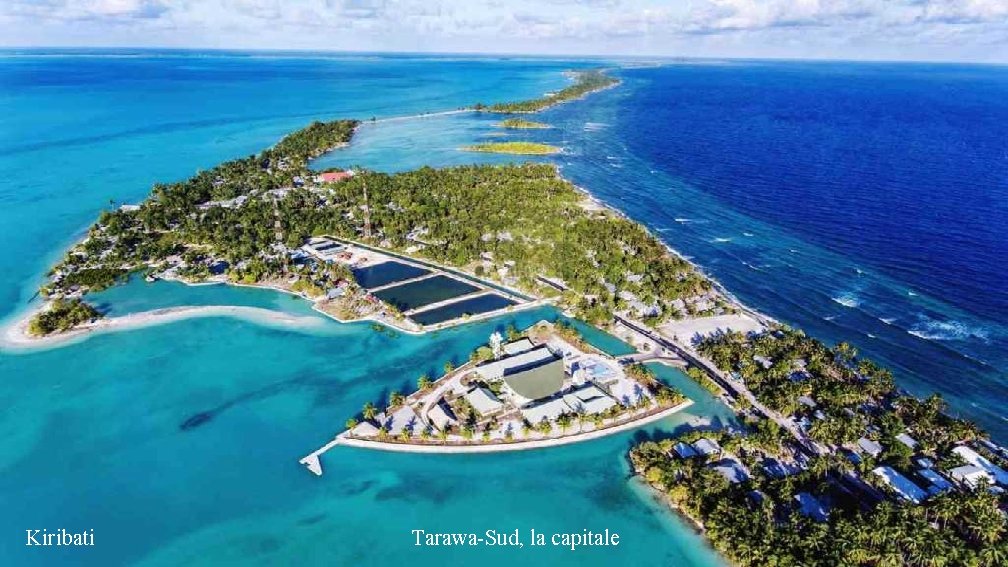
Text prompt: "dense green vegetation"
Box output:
[[463, 141, 560, 155], [629, 327, 1006, 566], [28, 298, 102, 336], [500, 118, 550, 129], [50, 152, 710, 325], [697, 328, 979, 452], [487, 70, 618, 113], [631, 431, 1007, 566]]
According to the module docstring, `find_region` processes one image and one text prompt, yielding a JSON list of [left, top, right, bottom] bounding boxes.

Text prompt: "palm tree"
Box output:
[[362, 401, 377, 421], [557, 413, 572, 434], [389, 390, 404, 407], [345, 417, 358, 430], [417, 374, 432, 391]]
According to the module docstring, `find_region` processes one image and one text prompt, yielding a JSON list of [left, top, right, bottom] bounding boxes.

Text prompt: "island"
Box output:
[[14, 66, 1008, 565], [462, 141, 561, 155], [299, 320, 691, 469], [500, 118, 550, 129]]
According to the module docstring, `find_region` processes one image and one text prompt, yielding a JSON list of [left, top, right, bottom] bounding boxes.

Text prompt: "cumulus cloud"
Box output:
[[0, 0, 1006, 61]]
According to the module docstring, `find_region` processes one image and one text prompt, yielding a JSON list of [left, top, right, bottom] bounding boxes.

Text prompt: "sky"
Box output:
[[1, 0, 1007, 63]]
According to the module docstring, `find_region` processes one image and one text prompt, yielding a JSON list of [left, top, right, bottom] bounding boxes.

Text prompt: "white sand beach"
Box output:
[[1, 305, 325, 352]]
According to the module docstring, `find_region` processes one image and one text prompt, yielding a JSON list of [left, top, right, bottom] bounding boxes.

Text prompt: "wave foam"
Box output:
[[831, 293, 860, 308], [908, 317, 990, 343], [711, 237, 732, 243]]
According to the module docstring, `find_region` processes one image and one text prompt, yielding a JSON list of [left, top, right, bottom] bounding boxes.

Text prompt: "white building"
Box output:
[[952, 445, 1008, 486], [562, 384, 617, 415], [302, 237, 346, 262], [521, 398, 572, 426], [474, 346, 557, 381], [427, 402, 457, 431], [949, 465, 993, 489], [873, 466, 927, 504], [693, 438, 721, 457], [464, 387, 504, 416]]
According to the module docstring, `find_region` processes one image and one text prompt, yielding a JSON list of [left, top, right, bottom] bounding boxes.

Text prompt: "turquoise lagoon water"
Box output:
[[0, 51, 727, 566]]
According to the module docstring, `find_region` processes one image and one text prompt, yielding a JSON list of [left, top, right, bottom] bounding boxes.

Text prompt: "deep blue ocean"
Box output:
[[1, 50, 1006, 565]]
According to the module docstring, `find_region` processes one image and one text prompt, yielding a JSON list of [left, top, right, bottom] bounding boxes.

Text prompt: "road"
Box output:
[[614, 315, 822, 458]]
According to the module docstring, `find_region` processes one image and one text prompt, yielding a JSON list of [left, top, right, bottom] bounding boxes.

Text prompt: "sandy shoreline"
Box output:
[[328, 400, 693, 455], [0, 304, 324, 352]]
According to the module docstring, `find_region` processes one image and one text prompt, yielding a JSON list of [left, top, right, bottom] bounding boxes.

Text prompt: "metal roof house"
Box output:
[[474, 346, 557, 381], [464, 387, 504, 416], [562, 384, 617, 415], [873, 466, 927, 504], [857, 437, 884, 457], [794, 492, 830, 522], [692, 438, 721, 457], [952, 445, 1008, 486]]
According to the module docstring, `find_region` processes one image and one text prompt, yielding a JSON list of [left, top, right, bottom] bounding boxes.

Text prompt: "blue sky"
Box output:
[[1, 1, 1007, 62]]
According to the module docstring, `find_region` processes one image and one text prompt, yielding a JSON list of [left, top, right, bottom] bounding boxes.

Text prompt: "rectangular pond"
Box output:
[[411, 293, 517, 326], [353, 261, 430, 289], [373, 275, 480, 311]]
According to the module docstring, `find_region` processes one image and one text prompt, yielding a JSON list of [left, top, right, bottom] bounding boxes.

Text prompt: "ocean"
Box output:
[[1, 50, 1005, 565]]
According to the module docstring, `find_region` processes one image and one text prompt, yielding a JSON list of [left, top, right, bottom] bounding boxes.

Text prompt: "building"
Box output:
[[672, 442, 698, 459], [710, 459, 750, 484], [521, 398, 572, 426], [427, 402, 457, 431], [857, 437, 883, 458], [895, 433, 919, 450], [918, 469, 953, 495], [949, 465, 993, 489], [500, 358, 566, 406], [952, 445, 1008, 486], [692, 438, 721, 457], [794, 492, 830, 522], [562, 384, 617, 415], [474, 346, 557, 381], [873, 466, 928, 504], [464, 387, 504, 417], [316, 170, 353, 183], [502, 338, 535, 356], [302, 237, 346, 262], [762, 458, 801, 479]]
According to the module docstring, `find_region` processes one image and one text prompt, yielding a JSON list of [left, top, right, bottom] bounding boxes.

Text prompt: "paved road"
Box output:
[[614, 315, 822, 457]]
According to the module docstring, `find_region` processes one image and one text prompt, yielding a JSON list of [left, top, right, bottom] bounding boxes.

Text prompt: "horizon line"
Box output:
[[1, 45, 1005, 67]]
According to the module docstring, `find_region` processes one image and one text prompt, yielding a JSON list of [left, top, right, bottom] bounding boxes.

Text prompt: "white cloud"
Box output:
[[0, 0, 1006, 62]]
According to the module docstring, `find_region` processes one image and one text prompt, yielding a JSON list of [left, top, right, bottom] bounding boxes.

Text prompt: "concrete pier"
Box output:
[[299, 436, 343, 476]]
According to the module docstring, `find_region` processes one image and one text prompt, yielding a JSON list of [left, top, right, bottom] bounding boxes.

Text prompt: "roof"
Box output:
[[673, 442, 698, 459], [502, 338, 535, 356], [794, 492, 829, 522], [521, 398, 571, 425], [502, 358, 566, 402], [918, 469, 953, 494], [896, 433, 919, 449], [427, 402, 457, 431], [952, 445, 1008, 485], [693, 438, 721, 456], [873, 466, 927, 504], [475, 346, 557, 381], [762, 458, 801, 479], [562, 385, 617, 415], [857, 437, 883, 456], [950, 465, 992, 487], [319, 170, 353, 182], [465, 387, 504, 416], [710, 459, 750, 484]]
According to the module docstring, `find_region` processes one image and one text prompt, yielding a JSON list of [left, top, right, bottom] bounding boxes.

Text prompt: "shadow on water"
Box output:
[[178, 371, 343, 431]]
